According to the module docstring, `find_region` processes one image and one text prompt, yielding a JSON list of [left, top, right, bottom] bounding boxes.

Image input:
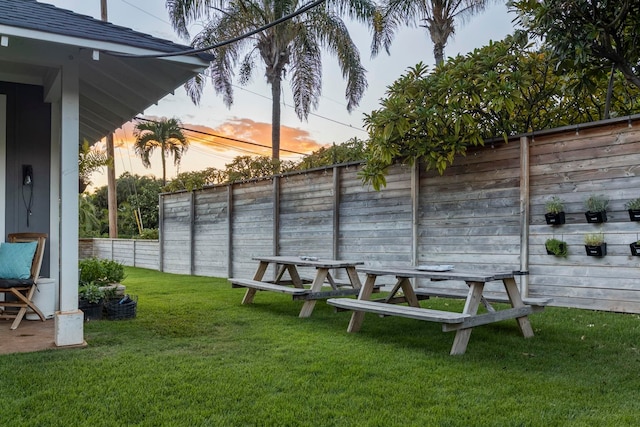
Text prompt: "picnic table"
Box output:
[[229, 256, 365, 318], [327, 266, 551, 355]]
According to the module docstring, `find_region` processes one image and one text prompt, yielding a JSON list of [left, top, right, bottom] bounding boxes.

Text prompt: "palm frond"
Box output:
[[289, 24, 322, 119]]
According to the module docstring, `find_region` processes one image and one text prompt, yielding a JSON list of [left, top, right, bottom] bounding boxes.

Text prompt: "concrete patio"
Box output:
[[0, 319, 86, 355]]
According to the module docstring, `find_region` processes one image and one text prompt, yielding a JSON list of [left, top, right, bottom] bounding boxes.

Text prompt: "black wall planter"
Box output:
[[630, 243, 640, 256], [585, 211, 607, 223], [628, 209, 640, 221], [585, 243, 607, 257], [545, 212, 565, 225]]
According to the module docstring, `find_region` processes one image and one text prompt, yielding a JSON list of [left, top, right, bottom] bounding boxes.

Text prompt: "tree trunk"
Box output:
[[271, 74, 282, 166], [161, 143, 167, 186]]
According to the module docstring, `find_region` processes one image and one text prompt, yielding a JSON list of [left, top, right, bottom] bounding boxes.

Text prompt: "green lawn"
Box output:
[[1, 267, 639, 426]]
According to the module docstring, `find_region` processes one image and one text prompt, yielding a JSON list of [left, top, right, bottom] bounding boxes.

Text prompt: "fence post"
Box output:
[[519, 136, 530, 296], [332, 166, 340, 260], [226, 185, 233, 278]]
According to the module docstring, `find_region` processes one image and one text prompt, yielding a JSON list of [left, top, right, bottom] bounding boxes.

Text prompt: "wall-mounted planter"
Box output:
[[545, 212, 565, 225], [585, 210, 607, 223], [628, 209, 640, 221], [585, 243, 607, 257], [545, 238, 568, 257], [630, 242, 640, 256]]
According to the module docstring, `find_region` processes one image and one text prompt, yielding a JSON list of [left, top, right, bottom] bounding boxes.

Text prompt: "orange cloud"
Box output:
[[113, 116, 326, 160]]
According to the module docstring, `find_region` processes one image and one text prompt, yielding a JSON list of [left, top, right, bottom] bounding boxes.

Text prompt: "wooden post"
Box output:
[[158, 194, 164, 272], [519, 136, 530, 296], [272, 177, 280, 282], [332, 166, 340, 260], [189, 191, 195, 275], [411, 160, 419, 267], [226, 185, 233, 278], [101, 0, 117, 239]]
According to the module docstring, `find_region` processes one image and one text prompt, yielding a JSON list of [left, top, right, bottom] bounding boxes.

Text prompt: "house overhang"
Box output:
[[0, 24, 209, 144]]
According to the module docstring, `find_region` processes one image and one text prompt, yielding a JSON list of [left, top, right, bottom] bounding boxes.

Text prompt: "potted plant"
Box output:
[[79, 257, 126, 297], [584, 233, 607, 257], [78, 282, 105, 321], [630, 240, 640, 256], [545, 238, 568, 257], [584, 194, 609, 223], [625, 198, 640, 221], [544, 196, 565, 225]]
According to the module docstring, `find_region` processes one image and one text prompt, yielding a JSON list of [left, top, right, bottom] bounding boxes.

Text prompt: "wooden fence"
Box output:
[[80, 238, 159, 271], [83, 115, 640, 313]]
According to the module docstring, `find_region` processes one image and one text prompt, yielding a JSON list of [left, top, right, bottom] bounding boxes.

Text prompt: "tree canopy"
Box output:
[[509, 0, 640, 89], [374, 0, 495, 65], [360, 34, 640, 189], [167, 0, 376, 162], [133, 117, 189, 186]]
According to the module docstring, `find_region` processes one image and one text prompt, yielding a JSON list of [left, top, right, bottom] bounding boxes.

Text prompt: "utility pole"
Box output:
[[101, 0, 118, 238]]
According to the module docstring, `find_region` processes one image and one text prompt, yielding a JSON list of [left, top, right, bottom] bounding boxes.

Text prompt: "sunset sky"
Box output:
[[44, 0, 517, 189]]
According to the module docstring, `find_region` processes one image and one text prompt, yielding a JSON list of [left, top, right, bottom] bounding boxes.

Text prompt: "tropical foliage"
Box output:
[[82, 173, 163, 238], [359, 34, 640, 189], [509, 0, 640, 90], [374, 0, 495, 65], [166, 0, 377, 162], [133, 117, 189, 186], [78, 140, 110, 193]]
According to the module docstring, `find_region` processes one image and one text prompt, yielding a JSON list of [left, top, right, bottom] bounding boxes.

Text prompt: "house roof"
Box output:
[[0, 0, 211, 143], [0, 0, 209, 60]]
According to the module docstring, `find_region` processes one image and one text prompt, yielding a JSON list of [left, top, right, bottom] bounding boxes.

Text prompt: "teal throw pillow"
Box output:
[[0, 241, 38, 279]]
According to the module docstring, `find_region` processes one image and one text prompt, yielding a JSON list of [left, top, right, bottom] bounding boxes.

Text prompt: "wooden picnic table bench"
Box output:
[[229, 256, 365, 317], [327, 266, 551, 355]]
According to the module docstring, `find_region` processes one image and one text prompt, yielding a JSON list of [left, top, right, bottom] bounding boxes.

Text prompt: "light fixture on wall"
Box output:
[[1, 35, 8, 47]]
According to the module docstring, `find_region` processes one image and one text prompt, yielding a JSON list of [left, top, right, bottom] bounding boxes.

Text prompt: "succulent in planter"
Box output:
[[584, 232, 606, 257], [545, 238, 568, 257], [544, 196, 565, 225], [630, 240, 640, 256], [584, 194, 609, 223], [625, 198, 640, 221]]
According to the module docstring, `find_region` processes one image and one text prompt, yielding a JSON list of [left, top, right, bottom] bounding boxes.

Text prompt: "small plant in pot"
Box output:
[[544, 196, 565, 225], [584, 194, 609, 223], [625, 198, 640, 221], [545, 238, 568, 257], [78, 282, 105, 321], [584, 232, 607, 257], [630, 239, 640, 256]]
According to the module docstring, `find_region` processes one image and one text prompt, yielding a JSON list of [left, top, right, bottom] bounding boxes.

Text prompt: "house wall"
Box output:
[[0, 82, 51, 276]]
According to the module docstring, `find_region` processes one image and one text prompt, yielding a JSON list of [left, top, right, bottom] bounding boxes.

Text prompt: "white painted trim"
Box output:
[[0, 94, 5, 241], [0, 25, 207, 67], [49, 94, 61, 292]]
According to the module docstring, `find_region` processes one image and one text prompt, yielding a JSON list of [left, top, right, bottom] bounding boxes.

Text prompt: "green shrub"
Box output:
[[78, 282, 105, 304], [545, 196, 564, 214], [624, 198, 640, 210], [79, 258, 125, 285], [584, 194, 609, 212], [545, 238, 568, 257]]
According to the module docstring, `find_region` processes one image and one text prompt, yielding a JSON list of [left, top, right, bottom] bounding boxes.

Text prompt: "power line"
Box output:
[[104, 0, 327, 59], [133, 116, 308, 156], [232, 84, 368, 133]]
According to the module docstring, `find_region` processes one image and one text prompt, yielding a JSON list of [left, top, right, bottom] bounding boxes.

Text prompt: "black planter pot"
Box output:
[[585, 243, 607, 257], [545, 212, 565, 225], [630, 243, 640, 256], [79, 299, 104, 321], [628, 209, 640, 221], [585, 210, 607, 223]]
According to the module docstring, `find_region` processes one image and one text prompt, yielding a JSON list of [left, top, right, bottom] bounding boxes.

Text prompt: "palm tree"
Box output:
[[373, 0, 494, 66], [133, 118, 189, 186], [166, 0, 377, 163]]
